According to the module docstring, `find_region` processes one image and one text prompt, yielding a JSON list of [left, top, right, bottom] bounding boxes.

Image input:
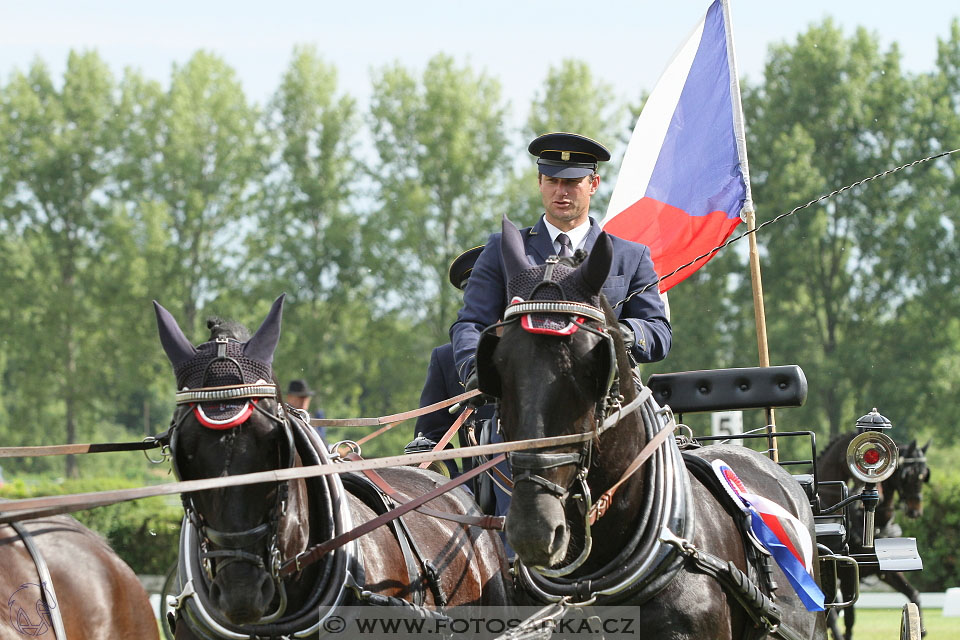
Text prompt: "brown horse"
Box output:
[[475, 217, 826, 639], [154, 296, 511, 639], [817, 432, 930, 640], [0, 515, 159, 640]]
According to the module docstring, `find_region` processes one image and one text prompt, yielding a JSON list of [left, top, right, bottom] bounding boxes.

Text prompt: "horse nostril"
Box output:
[[259, 574, 275, 605], [551, 524, 565, 551]]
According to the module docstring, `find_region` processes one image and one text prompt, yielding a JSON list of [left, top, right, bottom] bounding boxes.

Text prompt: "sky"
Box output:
[[3, 0, 957, 123]]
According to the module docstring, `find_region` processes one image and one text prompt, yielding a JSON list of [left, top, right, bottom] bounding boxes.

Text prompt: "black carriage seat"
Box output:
[[646, 365, 807, 414], [648, 366, 848, 554]]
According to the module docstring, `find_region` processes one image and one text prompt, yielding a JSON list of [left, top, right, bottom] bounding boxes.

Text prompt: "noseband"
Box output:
[[167, 337, 297, 621]]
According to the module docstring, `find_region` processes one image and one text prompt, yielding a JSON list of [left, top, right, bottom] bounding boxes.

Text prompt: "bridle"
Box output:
[[475, 258, 645, 576], [167, 336, 297, 622], [891, 449, 929, 508]]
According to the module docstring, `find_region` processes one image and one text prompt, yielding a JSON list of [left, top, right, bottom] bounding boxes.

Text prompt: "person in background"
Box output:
[[409, 246, 487, 477], [286, 379, 326, 443]]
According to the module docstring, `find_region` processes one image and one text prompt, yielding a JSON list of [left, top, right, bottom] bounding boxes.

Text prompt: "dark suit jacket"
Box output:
[[414, 344, 462, 443], [414, 343, 493, 475], [450, 216, 672, 382]]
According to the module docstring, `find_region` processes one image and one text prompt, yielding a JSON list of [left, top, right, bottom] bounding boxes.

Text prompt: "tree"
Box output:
[[743, 21, 955, 441], [241, 46, 373, 418], [0, 53, 148, 475], [128, 51, 268, 334], [367, 54, 511, 342]]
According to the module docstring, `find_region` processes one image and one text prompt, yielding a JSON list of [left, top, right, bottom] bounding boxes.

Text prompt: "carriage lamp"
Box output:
[[846, 426, 899, 549], [854, 407, 893, 433]]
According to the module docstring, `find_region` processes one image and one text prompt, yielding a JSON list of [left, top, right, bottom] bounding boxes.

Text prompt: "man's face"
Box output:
[[538, 173, 599, 230], [287, 395, 311, 411]]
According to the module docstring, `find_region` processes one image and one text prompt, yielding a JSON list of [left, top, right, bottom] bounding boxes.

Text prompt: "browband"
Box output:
[[175, 383, 277, 405], [504, 300, 606, 324]]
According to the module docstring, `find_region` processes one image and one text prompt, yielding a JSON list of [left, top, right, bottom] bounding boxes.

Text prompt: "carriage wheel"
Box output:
[[899, 603, 921, 640], [160, 562, 178, 640]]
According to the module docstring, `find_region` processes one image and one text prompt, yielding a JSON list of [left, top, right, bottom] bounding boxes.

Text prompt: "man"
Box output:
[[451, 132, 672, 386], [286, 379, 327, 442], [410, 245, 487, 477]]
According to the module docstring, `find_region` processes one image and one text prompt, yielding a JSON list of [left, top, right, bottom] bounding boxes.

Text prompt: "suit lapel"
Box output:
[[525, 217, 555, 263], [583, 217, 600, 252]]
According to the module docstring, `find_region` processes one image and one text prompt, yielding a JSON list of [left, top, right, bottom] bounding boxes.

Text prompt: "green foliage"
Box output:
[[367, 54, 511, 342], [900, 466, 960, 592], [0, 475, 181, 575]]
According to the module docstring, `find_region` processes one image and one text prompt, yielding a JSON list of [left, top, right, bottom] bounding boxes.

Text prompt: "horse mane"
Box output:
[[820, 431, 857, 458], [206, 316, 251, 342]]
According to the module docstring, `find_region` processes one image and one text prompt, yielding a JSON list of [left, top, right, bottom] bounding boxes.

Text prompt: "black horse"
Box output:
[[475, 217, 826, 639], [817, 432, 931, 640], [154, 296, 511, 639]]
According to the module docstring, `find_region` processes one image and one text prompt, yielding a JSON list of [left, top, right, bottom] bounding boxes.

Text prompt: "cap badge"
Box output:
[[561, 151, 570, 161]]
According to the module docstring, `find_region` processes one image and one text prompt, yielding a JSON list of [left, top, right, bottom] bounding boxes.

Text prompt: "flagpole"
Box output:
[[745, 206, 777, 460], [722, 0, 778, 461]]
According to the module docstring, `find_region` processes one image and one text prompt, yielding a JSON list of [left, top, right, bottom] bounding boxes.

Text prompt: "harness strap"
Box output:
[[10, 522, 68, 640], [659, 527, 806, 640], [589, 420, 678, 524], [279, 454, 507, 578], [418, 406, 474, 469], [312, 390, 481, 428], [352, 456, 503, 530]]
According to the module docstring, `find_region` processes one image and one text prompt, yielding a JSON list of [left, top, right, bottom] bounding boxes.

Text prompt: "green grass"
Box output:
[[842, 608, 959, 640]]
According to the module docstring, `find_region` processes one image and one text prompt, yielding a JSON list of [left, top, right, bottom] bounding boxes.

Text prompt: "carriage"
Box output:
[[645, 365, 925, 640]]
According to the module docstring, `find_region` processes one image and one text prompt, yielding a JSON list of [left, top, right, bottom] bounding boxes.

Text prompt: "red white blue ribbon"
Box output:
[[712, 459, 825, 611]]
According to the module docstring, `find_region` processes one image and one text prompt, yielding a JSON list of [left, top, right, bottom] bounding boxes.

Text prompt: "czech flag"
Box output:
[[601, 0, 751, 292]]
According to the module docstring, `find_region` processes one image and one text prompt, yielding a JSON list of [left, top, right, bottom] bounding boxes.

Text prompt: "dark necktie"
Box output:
[[556, 233, 573, 258]]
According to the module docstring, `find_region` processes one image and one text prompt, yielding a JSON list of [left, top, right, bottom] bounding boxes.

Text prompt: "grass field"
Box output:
[[845, 608, 958, 639]]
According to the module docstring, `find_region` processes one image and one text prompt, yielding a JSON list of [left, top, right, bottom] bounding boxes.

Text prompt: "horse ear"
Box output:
[[153, 301, 198, 367], [576, 231, 613, 294], [500, 216, 530, 281], [922, 438, 931, 454], [244, 294, 285, 365]]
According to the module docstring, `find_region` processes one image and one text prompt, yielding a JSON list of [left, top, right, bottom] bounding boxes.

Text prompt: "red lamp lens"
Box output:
[[863, 448, 881, 465]]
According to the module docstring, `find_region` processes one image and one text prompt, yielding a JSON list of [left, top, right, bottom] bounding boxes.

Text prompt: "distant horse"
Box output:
[[474, 218, 825, 639], [154, 296, 510, 639], [0, 515, 159, 640], [817, 432, 930, 640]]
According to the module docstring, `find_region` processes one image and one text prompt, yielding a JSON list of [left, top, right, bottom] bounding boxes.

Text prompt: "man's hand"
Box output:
[[617, 322, 636, 349], [464, 368, 487, 408]]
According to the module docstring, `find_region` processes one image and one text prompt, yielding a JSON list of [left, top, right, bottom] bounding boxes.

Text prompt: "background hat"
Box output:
[[448, 245, 485, 290], [528, 132, 611, 179], [286, 379, 315, 397]]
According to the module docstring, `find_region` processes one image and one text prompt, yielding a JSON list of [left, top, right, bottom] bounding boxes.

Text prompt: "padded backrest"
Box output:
[[647, 365, 807, 414]]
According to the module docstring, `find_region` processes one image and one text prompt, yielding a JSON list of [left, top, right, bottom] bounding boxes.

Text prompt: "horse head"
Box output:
[[892, 438, 931, 518], [155, 295, 308, 624], [479, 217, 639, 570]]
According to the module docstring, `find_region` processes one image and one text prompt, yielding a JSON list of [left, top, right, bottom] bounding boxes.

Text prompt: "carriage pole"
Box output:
[[723, 0, 778, 461]]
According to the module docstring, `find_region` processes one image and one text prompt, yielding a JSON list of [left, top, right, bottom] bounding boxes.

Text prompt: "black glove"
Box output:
[[618, 322, 636, 349], [464, 367, 487, 408]]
